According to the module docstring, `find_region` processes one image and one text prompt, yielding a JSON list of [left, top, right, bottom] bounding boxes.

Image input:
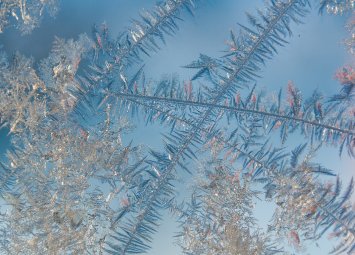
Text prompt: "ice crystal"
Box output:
[[0, 0, 59, 34], [344, 14, 355, 55], [0, 123, 141, 254], [0, 0, 354, 254], [177, 162, 281, 255], [0, 37, 143, 254], [320, 0, 355, 15]]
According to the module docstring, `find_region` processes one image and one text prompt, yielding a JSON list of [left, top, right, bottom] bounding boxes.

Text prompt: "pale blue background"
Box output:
[[0, 1, 353, 254]]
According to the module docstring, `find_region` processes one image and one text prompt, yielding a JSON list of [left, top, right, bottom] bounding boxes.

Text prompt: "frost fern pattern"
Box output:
[[0, 0, 354, 255]]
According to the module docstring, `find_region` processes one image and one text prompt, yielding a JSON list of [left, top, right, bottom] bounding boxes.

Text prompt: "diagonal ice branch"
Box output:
[[93, 0, 198, 69]]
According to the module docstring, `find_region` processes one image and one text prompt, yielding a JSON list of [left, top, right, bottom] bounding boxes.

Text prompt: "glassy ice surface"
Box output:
[[0, 0, 354, 254]]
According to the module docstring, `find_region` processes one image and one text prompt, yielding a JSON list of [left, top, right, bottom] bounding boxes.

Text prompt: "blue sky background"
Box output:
[[0, 1, 354, 254]]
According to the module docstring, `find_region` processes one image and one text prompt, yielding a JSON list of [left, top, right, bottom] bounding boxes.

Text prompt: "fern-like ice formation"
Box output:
[[104, 78, 355, 156], [103, 1, 314, 253], [0, 0, 354, 254]]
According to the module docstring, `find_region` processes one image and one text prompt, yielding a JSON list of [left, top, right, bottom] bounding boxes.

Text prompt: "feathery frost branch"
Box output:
[[91, 0, 198, 72], [102, 79, 355, 157]]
